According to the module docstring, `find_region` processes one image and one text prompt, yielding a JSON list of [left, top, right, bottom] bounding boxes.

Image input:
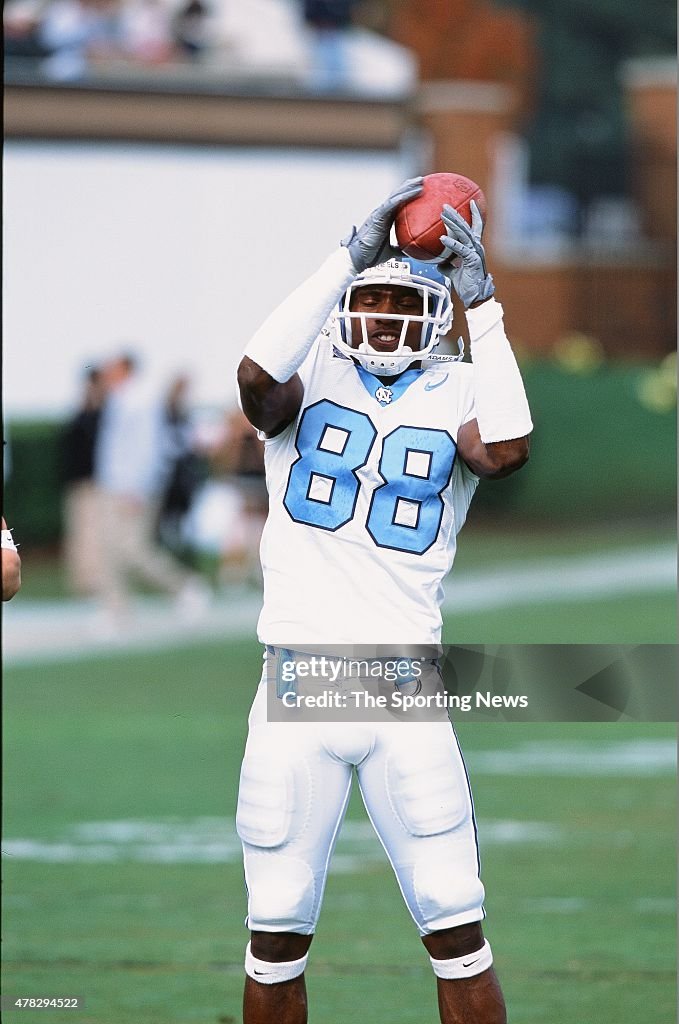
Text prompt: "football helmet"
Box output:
[[332, 257, 454, 377]]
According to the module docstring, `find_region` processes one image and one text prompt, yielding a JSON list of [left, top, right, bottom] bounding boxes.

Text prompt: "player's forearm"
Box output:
[[237, 357, 304, 436], [457, 419, 529, 479], [466, 298, 533, 444], [242, 247, 356, 384]]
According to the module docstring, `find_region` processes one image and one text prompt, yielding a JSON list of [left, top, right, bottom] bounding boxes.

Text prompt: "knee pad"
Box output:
[[413, 847, 485, 930], [430, 939, 493, 979], [245, 941, 309, 985], [244, 851, 317, 931]]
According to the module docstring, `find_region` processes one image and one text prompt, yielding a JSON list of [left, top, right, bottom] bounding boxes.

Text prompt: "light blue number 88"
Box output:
[[366, 426, 457, 554], [284, 400, 377, 531]]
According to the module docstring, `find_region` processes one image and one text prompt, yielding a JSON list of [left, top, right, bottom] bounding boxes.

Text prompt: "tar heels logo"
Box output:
[[375, 386, 393, 405]]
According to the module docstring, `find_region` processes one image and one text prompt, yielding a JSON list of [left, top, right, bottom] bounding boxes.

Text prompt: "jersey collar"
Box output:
[[355, 365, 423, 407]]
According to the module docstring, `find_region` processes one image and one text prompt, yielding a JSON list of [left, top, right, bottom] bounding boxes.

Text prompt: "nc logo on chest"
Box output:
[[375, 386, 393, 405]]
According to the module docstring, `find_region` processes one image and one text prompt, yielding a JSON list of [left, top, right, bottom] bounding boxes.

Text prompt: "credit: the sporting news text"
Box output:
[[281, 689, 528, 712], [277, 655, 528, 712], [266, 645, 677, 722]]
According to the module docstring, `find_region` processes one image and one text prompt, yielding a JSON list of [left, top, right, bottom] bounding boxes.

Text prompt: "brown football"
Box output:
[[395, 172, 487, 260]]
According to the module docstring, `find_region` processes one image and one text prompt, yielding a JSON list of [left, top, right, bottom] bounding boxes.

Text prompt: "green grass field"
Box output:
[[3, 520, 677, 1022], [12, 517, 677, 604], [3, 622, 676, 1024]]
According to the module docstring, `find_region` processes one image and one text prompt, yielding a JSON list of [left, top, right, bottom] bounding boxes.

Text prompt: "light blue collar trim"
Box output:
[[356, 365, 422, 406]]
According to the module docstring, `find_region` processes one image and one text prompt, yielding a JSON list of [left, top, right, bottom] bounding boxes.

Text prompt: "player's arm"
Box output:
[[1, 516, 22, 601], [439, 201, 533, 479], [236, 243, 352, 435], [237, 358, 304, 437], [237, 178, 423, 437], [456, 418, 529, 479]]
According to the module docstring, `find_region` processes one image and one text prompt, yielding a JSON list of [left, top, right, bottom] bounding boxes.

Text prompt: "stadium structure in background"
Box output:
[[4, 0, 676, 360]]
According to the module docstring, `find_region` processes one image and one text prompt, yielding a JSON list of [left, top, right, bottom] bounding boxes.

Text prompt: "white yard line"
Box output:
[[441, 545, 676, 613], [2, 545, 675, 664], [2, 740, 674, 866], [0, 816, 569, 865]]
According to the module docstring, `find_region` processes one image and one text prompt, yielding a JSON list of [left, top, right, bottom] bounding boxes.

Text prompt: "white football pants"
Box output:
[[236, 668, 485, 936]]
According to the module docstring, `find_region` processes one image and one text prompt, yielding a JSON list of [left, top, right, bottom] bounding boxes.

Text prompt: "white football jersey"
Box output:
[[256, 334, 479, 647]]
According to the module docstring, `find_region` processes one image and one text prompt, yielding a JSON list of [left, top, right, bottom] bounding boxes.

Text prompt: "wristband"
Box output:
[[1, 529, 18, 552], [466, 299, 533, 443], [243, 247, 356, 383]]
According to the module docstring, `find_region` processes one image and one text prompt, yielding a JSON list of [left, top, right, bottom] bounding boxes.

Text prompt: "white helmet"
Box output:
[[333, 257, 453, 377]]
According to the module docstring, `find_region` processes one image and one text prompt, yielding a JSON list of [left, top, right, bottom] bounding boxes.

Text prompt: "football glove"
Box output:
[[342, 177, 424, 273], [439, 200, 495, 308]]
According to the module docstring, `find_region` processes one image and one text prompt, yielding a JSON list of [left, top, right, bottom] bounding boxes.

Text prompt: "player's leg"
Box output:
[[237, 679, 353, 1024], [422, 923, 506, 1024], [357, 719, 506, 1023], [243, 931, 313, 1024]]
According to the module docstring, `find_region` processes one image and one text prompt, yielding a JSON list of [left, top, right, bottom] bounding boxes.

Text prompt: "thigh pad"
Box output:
[[385, 734, 469, 837], [237, 751, 308, 848]]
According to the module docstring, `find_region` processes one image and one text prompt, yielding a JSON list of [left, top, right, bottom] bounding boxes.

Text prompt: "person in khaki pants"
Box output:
[[61, 366, 106, 596], [94, 353, 208, 629]]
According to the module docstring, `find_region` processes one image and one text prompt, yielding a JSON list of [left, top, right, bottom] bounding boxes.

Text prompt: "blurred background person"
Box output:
[[214, 407, 267, 587], [60, 364, 106, 596], [119, 0, 175, 64], [156, 373, 207, 556], [94, 351, 210, 629], [37, 0, 123, 81], [2, 515, 22, 601], [301, 0, 358, 92], [185, 407, 266, 587], [4, 0, 51, 59], [171, 0, 211, 61]]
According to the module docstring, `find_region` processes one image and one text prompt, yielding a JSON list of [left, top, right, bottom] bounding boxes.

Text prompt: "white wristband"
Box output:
[[466, 298, 533, 443], [243, 247, 356, 383], [1, 529, 18, 552]]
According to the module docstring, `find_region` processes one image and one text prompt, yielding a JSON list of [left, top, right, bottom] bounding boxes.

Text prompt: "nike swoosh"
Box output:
[[462, 958, 480, 968], [424, 374, 448, 391]]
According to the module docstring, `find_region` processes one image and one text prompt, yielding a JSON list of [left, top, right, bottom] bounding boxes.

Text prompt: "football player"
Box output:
[[2, 516, 21, 601], [236, 177, 532, 1024]]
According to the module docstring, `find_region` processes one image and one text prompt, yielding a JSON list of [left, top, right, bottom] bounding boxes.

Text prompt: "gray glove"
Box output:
[[342, 177, 424, 273], [439, 200, 495, 308]]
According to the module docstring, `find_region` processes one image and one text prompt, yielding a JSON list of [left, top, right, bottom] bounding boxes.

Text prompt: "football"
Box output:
[[395, 172, 487, 261]]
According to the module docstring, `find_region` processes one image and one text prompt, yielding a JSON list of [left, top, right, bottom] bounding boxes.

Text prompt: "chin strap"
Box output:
[[356, 345, 416, 377]]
